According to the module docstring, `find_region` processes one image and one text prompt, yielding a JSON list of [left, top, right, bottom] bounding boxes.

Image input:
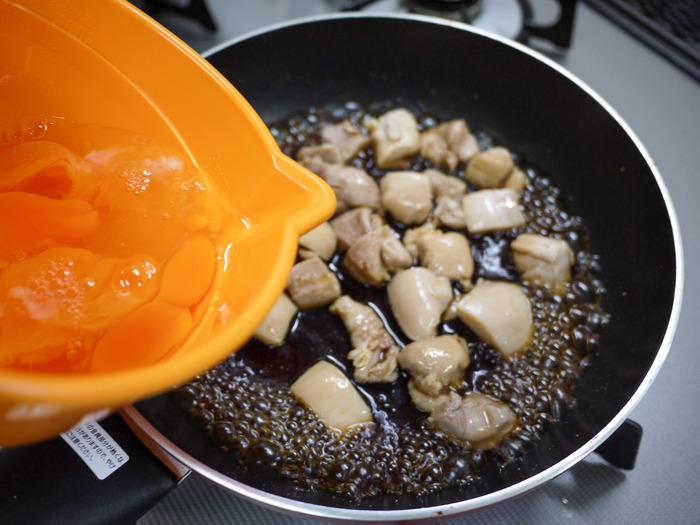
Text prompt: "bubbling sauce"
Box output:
[[0, 118, 247, 374], [179, 101, 609, 498]]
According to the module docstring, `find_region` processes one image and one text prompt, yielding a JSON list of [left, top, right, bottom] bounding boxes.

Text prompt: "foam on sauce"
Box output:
[[0, 118, 248, 374]]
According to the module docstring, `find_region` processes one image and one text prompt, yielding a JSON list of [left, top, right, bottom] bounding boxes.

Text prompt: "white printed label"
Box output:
[[60, 421, 129, 480]]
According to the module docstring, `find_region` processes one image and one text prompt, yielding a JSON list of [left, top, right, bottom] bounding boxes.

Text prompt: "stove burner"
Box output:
[[344, 0, 579, 50], [134, 0, 217, 31], [406, 0, 483, 23], [519, 0, 579, 48]]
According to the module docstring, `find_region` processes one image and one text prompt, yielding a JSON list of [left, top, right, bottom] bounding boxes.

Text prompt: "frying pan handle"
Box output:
[[594, 419, 643, 470], [518, 0, 579, 49], [0, 412, 187, 525]]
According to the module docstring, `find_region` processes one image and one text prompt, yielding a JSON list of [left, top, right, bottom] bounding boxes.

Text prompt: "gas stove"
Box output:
[[7, 1, 693, 524], [136, 0, 580, 53], [126, 3, 700, 524]]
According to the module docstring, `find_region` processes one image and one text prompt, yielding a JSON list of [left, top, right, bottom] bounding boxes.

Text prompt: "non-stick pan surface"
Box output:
[[131, 13, 682, 520]]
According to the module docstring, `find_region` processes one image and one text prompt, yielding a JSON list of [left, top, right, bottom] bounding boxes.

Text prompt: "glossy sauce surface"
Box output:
[[181, 101, 609, 498]]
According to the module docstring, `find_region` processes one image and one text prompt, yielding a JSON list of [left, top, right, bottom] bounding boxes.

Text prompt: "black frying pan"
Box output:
[[1, 13, 682, 524]]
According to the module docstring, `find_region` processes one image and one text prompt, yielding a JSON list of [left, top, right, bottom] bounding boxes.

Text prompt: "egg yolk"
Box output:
[[0, 123, 239, 374]]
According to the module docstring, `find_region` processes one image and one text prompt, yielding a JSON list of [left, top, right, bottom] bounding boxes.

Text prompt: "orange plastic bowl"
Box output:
[[0, 0, 335, 446]]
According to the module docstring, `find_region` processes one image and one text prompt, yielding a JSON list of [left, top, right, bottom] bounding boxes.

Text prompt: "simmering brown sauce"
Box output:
[[178, 101, 609, 499]]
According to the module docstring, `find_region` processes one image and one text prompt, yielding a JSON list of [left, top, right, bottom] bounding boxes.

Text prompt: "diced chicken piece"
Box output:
[[253, 293, 298, 346], [398, 334, 469, 396], [286, 256, 341, 309], [324, 164, 381, 212], [423, 169, 469, 229], [420, 120, 480, 170], [465, 147, 514, 188], [433, 195, 467, 230], [296, 143, 343, 179], [343, 226, 412, 286], [330, 208, 384, 251], [347, 344, 400, 384], [402, 225, 426, 260], [462, 188, 526, 234], [321, 120, 370, 161], [298, 222, 337, 261], [377, 230, 413, 272], [331, 297, 390, 350], [425, 169, 467, 199], [290, 360, 373, 432], [407, 380, 451, 413], [403, 226, 474, 287], [387, 267, 453, 341], [442, 292, 465, 322], [420, 230, 474, 284], [367, 108, 420, 168], [330, 295, 399, 383], [380, 171, 432, 225], [504, 167, 528, 193], [421, 130, 457, 171], [511, 233, 574, 292], [443, 121, 480, 162], [456, 280, 532, 357], [430, 392, 517, 449]]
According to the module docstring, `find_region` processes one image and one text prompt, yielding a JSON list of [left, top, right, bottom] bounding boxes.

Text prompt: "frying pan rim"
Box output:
[[128, 12, 684, 521]]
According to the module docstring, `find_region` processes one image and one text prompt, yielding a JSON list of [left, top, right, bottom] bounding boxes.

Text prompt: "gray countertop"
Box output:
[[138, 1, 700, 523]]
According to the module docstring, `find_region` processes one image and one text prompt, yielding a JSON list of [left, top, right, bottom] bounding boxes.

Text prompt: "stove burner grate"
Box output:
[[342, 0, 579, 49]]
